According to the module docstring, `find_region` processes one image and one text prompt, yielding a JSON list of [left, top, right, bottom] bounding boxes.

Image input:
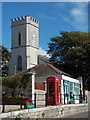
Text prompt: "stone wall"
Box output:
[[35, 90, 46, 107], [0, 103, 88, 119]]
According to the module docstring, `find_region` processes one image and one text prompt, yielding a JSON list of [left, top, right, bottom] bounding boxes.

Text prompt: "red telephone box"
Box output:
[[46, 76, 60, 105]]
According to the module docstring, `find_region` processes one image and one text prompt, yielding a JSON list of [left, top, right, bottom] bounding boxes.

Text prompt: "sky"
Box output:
[[2, 2, 88, 56], [1, 0, 90, 2]]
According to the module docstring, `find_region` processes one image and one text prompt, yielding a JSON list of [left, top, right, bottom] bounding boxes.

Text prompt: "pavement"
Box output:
[[63, 111, 89, 118], [1, 105, 24, 112], [1, 105, 45, 112]]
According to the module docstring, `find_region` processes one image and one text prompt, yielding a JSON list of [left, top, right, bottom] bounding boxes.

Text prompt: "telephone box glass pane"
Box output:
[[48, 82, 54, 102], [57, 82, 59, 101]]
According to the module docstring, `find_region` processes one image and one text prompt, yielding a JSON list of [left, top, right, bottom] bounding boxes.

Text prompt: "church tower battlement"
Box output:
[[11, 16, 39, 28], [9, 16, 39, 76]]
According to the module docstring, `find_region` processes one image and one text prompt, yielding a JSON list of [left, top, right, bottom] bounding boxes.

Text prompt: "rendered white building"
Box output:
[[9, 16, 39, 76]]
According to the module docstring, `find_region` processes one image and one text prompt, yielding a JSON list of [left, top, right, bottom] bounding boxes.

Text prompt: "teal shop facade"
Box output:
[[61, 75, 80, 104]]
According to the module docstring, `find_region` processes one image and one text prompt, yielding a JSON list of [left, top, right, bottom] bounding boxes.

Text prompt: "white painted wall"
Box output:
[[27, 72, 35, 101], [9, 16, 39, 76], [61, 79, 64, 104], [62, 75, 80, 83]]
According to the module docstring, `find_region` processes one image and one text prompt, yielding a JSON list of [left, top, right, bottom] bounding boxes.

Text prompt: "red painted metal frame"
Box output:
[[46, 76, 60, 105]]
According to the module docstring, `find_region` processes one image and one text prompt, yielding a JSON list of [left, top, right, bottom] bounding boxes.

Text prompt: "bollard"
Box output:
[[64, 94, 65, 104], [67, 94, 68, 104], [2, 104, 5, 113], [73, 94, 75, 100], [60, 93, 62, 104], [79, 94, 81, 103], [20, 92, 23, 109], [45, 93, 47, 106], [2, 92, 5, 112], [86, 95, 87, 103], [34, 93, 36, 108]]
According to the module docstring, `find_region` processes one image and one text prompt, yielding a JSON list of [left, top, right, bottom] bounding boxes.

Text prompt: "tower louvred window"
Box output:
[[19, 33, 21, 46]]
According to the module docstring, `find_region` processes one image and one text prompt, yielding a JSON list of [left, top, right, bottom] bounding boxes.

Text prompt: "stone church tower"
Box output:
[[9, 16, 39, 76]]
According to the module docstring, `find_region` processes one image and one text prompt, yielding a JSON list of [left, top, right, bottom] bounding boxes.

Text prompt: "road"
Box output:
[[63, 111, 89, 118]]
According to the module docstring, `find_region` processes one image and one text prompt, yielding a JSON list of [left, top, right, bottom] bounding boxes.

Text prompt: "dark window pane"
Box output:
[[17, 56, 22, 71], [19, 33, 21, 45]]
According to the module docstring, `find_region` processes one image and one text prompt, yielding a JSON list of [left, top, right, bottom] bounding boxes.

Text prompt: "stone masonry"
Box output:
[[0, 103, 88, 119]]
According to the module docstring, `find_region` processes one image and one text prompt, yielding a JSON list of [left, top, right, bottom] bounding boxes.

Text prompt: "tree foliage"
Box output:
[[2, 73, 32, 96], [47, 31, 90, 91], [19, 73, 32, 89], [2, 77, 21, 90], [2, 76, 22, 97], [2, 46, 11, 77], [0, 46, 2, 77]]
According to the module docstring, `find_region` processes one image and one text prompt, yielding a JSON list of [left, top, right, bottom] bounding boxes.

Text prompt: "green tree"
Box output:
[[2, 76, 22, 97], [0, 46, 2, 77], [2, 73, 32, 97], [47, 31, 90, 92], [2, 46, 11, 77], [19, 73, 32, 89]]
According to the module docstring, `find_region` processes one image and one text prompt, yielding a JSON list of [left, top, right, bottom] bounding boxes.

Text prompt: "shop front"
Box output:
[[61, 75, 80, 104]]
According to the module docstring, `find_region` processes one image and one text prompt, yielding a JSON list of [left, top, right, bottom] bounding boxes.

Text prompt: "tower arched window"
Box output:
[[18, 33, 22, 46], [17, 56, 22, 71]]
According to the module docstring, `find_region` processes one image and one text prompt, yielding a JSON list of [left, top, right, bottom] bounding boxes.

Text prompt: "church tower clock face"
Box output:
[[32, 34, 36, 40]]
